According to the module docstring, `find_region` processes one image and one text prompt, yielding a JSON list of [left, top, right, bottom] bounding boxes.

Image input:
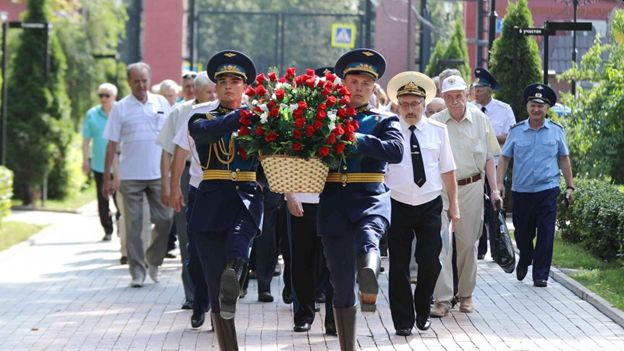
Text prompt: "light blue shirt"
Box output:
[[82, 105, 111, 173], [502, 119, 569, 193]]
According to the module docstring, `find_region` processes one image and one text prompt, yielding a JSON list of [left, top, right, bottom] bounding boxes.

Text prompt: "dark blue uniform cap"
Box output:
[[473, 67, 499, 90], [523, 83, 557, 106], [335, 49, 386, 80], [206, 50, 256, 85], [314, 66, 335, 77]]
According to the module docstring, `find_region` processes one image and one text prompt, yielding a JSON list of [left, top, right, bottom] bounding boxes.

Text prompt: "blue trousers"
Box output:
[[194, 209, 256, 312], [512, 187, 559, 281], [186, 186, 209, 313], [321, 215, 387, 308]]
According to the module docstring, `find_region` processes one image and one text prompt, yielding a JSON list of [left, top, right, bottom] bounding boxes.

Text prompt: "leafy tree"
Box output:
[[442, 19, 471, 80], [489, 0, 542, 122], [6, 0, 72, 204], [424, 40, 447, 78], [557, 10, 624, 183]]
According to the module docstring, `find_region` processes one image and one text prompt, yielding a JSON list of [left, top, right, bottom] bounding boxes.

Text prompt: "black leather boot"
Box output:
[[357, 252, 380, 312], [220, 258, 247, 320], [211, 312, 238, 350], [334, 306, 357, 351]]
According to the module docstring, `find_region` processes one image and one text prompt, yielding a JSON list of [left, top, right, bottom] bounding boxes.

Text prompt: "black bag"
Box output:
[[490, 209, 516, 273]]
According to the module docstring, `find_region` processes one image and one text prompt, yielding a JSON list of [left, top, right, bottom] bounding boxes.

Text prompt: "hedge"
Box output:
[[556, 178, 624, 262], [0, 166, 13, 222]]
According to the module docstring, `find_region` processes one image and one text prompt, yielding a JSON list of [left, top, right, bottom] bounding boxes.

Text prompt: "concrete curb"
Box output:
[[549, 266, 624, 328], [11, 206, 79, 214]]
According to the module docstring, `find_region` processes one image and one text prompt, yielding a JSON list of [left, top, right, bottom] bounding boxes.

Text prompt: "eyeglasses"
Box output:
[[182, 73, 197, 79], [398, 100, 424, 110], [98, 93, 111, 98]]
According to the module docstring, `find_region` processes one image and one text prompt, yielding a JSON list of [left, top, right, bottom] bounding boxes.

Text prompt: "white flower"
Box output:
[[260, 112, 269, 124], [328, 121, 336, 130], [275, 82, 291, 90], [328, 109, 337, 122], [252, 99, 259, 105], [288, 104, 298, 113], [260, 104, 269, 112]]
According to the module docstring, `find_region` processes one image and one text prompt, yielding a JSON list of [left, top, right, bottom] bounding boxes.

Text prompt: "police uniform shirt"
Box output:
[[431, 105, 500, 180], [501, 119, 570, 193], [386, 117, 456, 206], [103, 92, 171, 180], [474, 98, 516, 138], [156, 99, 195, 161], [172, 100, 220, 188]]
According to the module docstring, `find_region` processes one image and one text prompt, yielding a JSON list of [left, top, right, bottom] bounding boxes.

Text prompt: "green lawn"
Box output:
[[12, 183, 96, 212], [0, 221, 45, 251]]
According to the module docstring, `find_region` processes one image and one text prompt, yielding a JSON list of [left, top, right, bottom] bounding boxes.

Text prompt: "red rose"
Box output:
[[305, 125, 315, 137], [255, 73, 266, 84], [255, 125, 265, 136], [298, 101, 308, 110], [292, 142, 303, 151], [293, 108, 304, 119], [254, 106, 263, 114], [245, 86, 256, 97], [334, 124, 345, 135], [337, 108, 347, 119], [351, 119, 359, 130], [287, 67, 296, 77], [305, 78, 316, 88], [292, 129, 302, 139], [269, 107, 280, 118], [278, 77, 287, 83], [295, 75, 306, 85], [339, 96, 351, 105], [240, 114, 251, 126], [318, 146, 330, 158], [338, 86, 350, 96], [275, 89, 285, 101], [306, 68, 315, 76], [318, 103, 327, 111], [267, 100, 277, 109], [346, 106, 356, 116], [239, 147, 247, 160], [321, 88, 332, 96], [344, 132, 355, 142], [265, 131, 278, 142], [325, 73, 336, 82], [238, 126, 250, 136], [334, 142, 346, 155], [295, 118, 305, 129], [268, 72, 277, 82], [324, 81, 333, 90], [326, 96, 337, 107], [346, 123, 357, 134], [316, 109, 327, 120], [327, 133, 337, 145], [313, 120, 323, 130], [255, 84, 267, 96]]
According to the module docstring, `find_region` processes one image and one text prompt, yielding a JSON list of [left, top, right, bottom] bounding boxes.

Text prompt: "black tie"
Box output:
[[481, 106, 487, 113], [408, 125, 426, 187]]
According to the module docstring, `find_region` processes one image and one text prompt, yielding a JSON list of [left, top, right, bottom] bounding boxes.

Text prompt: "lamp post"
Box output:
[[571, 0, 578, 96]]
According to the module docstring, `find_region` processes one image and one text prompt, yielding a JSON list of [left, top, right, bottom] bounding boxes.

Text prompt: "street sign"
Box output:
[[331, 23, 356, 48], [517, 27, 547, 36], [547, 21, 593, 31]]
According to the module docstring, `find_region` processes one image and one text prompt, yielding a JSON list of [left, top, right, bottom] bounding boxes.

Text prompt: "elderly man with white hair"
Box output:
[[429, 75, 501, 316]]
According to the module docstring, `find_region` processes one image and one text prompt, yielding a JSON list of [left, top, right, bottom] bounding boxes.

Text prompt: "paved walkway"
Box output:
[[1, 203, 624, 350]]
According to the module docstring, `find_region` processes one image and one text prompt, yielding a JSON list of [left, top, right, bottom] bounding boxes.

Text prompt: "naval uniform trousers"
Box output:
[[512, 187, 559, 282], [322, 215, 387, 308], [289, 203, 334, 325], [388, 196, 442, 329], [193, 202, 256, 312], [186, 185, 209, 313]]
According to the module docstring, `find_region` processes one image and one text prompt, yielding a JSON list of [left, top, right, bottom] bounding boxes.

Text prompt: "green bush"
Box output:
[[0, 166, 13, 222], [557, 178, 624, 262]]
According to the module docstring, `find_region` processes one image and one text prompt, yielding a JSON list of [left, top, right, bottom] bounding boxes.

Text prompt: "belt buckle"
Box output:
[[340, 173, 348, 187], [231, 171, 238, 181]]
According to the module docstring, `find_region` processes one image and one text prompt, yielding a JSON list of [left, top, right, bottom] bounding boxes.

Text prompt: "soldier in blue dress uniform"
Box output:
[[317, 49, 404, 350], [186, 50, 262, 350]]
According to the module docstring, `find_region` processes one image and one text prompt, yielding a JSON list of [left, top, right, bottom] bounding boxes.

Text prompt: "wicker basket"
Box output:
[[260, 155, 329, 193]]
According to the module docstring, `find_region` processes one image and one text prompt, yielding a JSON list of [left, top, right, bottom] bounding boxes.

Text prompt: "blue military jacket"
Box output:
[[187, 105, 264, 233], [317, 108, 404, 236]]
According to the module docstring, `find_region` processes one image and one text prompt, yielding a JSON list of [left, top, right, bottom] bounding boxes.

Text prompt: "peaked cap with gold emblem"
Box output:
[[206, 50, 256, 85], [386, 71, 436, 105], [473, 67, 500, 90], [523, 83, 556, 106], [334, 48, 386, 80]]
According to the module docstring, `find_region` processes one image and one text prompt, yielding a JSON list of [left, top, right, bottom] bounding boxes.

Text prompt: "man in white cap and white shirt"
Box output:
[[385, 71, 459, 336], [429, 75, 501, 316]]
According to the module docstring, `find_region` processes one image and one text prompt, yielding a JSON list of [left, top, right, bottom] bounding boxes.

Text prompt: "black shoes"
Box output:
[[258, 291, 274, 302], [516, 264, 528, 281], [534, 279, 548, 287], [219, 258, 247, 320], [191, 311, 205, 328], [325, 320, 337, 336], [102, 233, 112, 241], [416, 316, 431, 331], [396, 328, 412, 336], [357, 252, 381, 312], [282, 287, 293, 304], [120, 256, 128, 265], [477, 254, 485, 260], [293, 322, 311, 332], [181, 300, 193, 310], [315, 291, 326, 303]]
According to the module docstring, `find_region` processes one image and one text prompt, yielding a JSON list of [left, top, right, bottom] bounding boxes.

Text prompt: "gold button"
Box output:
[[342, 165, 347, 170], [236, 168, 240, 172]]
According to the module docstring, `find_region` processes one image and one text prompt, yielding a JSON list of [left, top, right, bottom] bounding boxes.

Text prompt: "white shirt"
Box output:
[[156, 99, 196, 159], [287, 193, 319, 204], [173, 100, 220, 188], [385, 117, 456, 206], [103, 92, 171, 180], [474, 98, 516, 138]]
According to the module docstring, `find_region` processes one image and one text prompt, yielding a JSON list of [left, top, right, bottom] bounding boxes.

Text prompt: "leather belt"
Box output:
[[326, 172, 385, 187], [202, 170, 256, 182], [457, 173, 481, 186]]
